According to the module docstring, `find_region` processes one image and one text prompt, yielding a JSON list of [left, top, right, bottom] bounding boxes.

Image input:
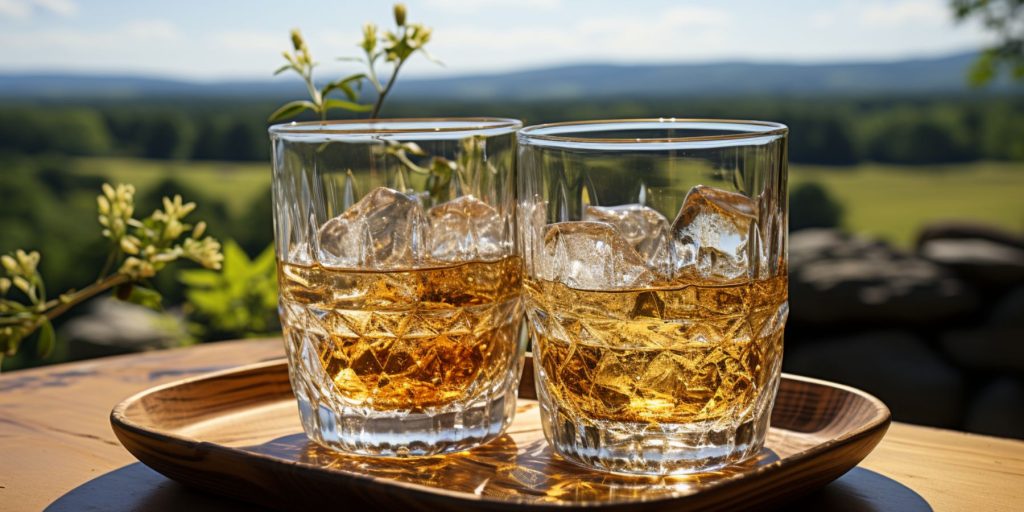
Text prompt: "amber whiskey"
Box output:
[[527, 275, 787, 424], [279, 256, 522, 411]]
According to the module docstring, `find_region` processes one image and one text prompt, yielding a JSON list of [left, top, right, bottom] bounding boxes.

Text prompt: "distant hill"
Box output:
[[0, 52, 1014, 100]]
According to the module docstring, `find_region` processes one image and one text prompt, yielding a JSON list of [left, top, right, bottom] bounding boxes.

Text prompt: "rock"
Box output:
[[919, 238, 1024, 287], [965, 378, 1024, 439], [915, 221, 1024, 251], [940, 328, 1024, 373], [789, 230, 979, 325], [62, 298, 189, 360], [789, 228, 889, 268], [784, 330, 965, 427]]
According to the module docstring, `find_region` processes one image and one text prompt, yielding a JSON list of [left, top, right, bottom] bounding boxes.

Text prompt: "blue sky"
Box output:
[[0, 0, 992, 79]]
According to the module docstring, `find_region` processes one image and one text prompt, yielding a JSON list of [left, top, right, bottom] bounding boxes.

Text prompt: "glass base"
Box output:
[[286, 332, 521, 457], [295, 386, 517, 457], [540, 401, 769, 475]]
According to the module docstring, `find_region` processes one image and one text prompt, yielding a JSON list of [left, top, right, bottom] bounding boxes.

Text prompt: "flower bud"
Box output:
[[394, 3, 407, 26], [192, 221, 207, 239], [1, 255, 17, 275], [120, 237, 140, 255], [97, 195, 110, 215], [290, 29, 305, 52], [361, 23, 378, 53], [13, 276, 30, 294], [0, 277, 10, 295], [16, 250, 39, 275]]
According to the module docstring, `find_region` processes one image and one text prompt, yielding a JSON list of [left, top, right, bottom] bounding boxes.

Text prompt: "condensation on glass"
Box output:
[[269, 118, 525, 457], [517, 119, 789, 475]]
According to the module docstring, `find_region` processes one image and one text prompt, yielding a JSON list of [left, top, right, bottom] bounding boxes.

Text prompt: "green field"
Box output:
[[73, 157, 272, 216], [72, 157, 1024, 248], [790, 162, 1024, 246]]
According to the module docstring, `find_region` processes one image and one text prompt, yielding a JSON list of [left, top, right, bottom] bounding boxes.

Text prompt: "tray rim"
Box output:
[[111, 358, 891, 509]]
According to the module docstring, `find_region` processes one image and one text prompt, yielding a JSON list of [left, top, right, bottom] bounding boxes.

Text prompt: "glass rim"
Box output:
[[268, 117, 522, 136], [518, 118, 789, 145]]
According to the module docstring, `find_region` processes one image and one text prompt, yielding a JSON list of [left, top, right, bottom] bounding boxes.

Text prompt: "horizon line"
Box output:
[[0, 48, 983, 84]]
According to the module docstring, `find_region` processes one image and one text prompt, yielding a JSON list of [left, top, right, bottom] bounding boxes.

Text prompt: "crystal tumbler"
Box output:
[[270, 118, 524, 456], [518, 119, 789, 474]]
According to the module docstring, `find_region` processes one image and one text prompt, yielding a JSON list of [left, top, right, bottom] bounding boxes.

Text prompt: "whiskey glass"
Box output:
[[270, 118, 524, 456], [518, 119, 789, 474]]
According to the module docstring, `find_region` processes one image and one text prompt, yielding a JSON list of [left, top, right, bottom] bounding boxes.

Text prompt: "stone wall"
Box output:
[[785, 224, 1024, 438]]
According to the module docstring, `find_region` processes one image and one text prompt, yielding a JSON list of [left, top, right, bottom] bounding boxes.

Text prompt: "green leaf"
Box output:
[[272, 64, 292, 76], [267, 100, 317, 122], [968, 50, 997, 87], [179, 269, 221, 287], [322, 73, 366, 101], [36, 318, 55, 358], [323, 98, 373, 112], [121, 285, 163, 311], [252, 244, 278, 274]]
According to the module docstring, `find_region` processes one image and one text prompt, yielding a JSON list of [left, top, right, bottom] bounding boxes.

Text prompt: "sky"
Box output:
[[0, 0, 994, 80]]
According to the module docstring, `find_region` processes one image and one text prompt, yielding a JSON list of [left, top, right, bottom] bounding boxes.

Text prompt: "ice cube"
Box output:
[[585, 204, 672, 276], [540, 221, 656, 289], [318, 186, 428, 268], [671, 185, 757, 280], [427, 195, 506, 262]]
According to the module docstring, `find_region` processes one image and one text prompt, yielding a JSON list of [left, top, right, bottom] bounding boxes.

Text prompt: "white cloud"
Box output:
[[34, 0, 76, 17], [121, 20, 181, 41], [0, 19, 181, 52], [426, 4, 732, 72], [0, 0, 76, 19], [425, 0, 560, 12], [214, 30, 283, 53], [0, 0, 31, 19], [860, 0, 949, 27], [808, 11, 838, 29]]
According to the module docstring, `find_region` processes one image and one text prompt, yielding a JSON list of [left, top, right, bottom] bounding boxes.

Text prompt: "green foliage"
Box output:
[[269, 29, 370, 122], [270, 3, 439, 121], [233, 186, 274, 257], [790, 182, 844, 231], [0, 107, 112, 156], [143, 114, 194, 159], [952, 0, 1024, 86], [6, 95, 1024, 165], [180, 240, 279, 342], [0, 181, 223, 368]]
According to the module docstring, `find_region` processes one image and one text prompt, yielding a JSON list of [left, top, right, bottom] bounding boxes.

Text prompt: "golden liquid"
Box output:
[[527, 275, 787, 424], [279, 256, 522, 411]]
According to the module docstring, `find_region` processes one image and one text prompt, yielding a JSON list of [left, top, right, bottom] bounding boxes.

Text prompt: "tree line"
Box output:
[[1, 94, 1022, 165]]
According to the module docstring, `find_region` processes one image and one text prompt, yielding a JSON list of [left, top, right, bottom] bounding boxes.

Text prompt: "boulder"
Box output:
[[789, 230, 978, 325], [965, 378, 1024, 439], [784, 330, 965, 428], [789, 228, 890, 268], [919, 238, 1024, 287], [62, 298, 189, 360], [915, 221, 1024, 251]]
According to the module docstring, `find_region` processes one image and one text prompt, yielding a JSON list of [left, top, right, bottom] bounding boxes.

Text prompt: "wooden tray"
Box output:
[[111, 358, 890, 511]]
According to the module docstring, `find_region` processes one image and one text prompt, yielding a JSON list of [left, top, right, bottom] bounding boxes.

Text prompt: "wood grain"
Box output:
[[109, 358, 889, 511], [1, 338, 1023, 511]]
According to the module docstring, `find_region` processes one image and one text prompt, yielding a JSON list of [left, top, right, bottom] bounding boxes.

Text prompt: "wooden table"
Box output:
[[1, 339, 1022, 511]]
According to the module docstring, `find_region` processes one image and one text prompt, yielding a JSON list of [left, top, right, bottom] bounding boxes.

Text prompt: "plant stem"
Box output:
[[301, 71, 324, 121], [97, 248, 117, 283], [43, 273, 130, 322], [371, 58, 406, 119]]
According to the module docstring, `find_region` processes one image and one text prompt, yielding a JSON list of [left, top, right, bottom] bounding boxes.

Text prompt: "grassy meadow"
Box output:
[[71, 157, 1024, 248]]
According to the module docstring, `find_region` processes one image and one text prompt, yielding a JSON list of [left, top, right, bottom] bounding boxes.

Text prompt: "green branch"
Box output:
[[0, 183, 224, 370]]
